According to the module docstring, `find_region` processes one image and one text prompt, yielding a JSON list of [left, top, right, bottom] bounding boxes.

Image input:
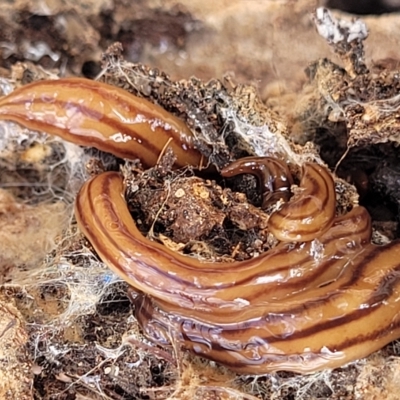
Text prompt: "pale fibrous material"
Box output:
[[1, 78, 400, 375]]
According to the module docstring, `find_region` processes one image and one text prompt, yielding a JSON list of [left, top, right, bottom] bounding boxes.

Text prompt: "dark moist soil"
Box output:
[[124, 149, 272, 262], [2, 51, 400, 398], [2, 4, 400, 400], [0, 1, 198, 79], [2, 52, 400, 398], [15, 282, 174, 400]]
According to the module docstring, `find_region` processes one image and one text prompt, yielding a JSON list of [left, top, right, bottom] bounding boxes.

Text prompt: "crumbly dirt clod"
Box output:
[[2, 3, 400, 400], [124, 157, 271, 261]]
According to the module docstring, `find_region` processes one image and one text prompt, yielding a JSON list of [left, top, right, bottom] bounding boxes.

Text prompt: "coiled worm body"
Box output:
[[220, 156, 293, 207], [75, 170, 400, 374], [268, 162, 336, 242], [1, 78, 400, 374]]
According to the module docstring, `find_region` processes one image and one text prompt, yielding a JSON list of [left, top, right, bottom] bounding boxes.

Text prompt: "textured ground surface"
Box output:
[[2, 1, 400, 399]]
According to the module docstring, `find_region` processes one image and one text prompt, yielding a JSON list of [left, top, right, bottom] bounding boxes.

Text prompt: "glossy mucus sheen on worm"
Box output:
[[221, 156, 293, 207], [221, 158, 336, 242], [2, 78, 400, 374], [268, 162, 336, 242], [75, 168, 400, 374], [0, 78, 203, 168]]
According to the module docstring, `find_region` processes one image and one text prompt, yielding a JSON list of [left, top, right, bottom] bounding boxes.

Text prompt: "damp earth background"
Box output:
[[2, 1, 400, 399]]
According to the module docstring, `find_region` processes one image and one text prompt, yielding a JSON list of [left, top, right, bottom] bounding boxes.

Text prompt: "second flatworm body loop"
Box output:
[[0, 77, 400, 375]]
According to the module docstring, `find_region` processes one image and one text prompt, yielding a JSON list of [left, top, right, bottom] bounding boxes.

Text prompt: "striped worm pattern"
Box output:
[[221, 158, 336, 242], [0, 78, 203, 169], [1, 78, 400, 374], [220, 156, 294, 207]]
